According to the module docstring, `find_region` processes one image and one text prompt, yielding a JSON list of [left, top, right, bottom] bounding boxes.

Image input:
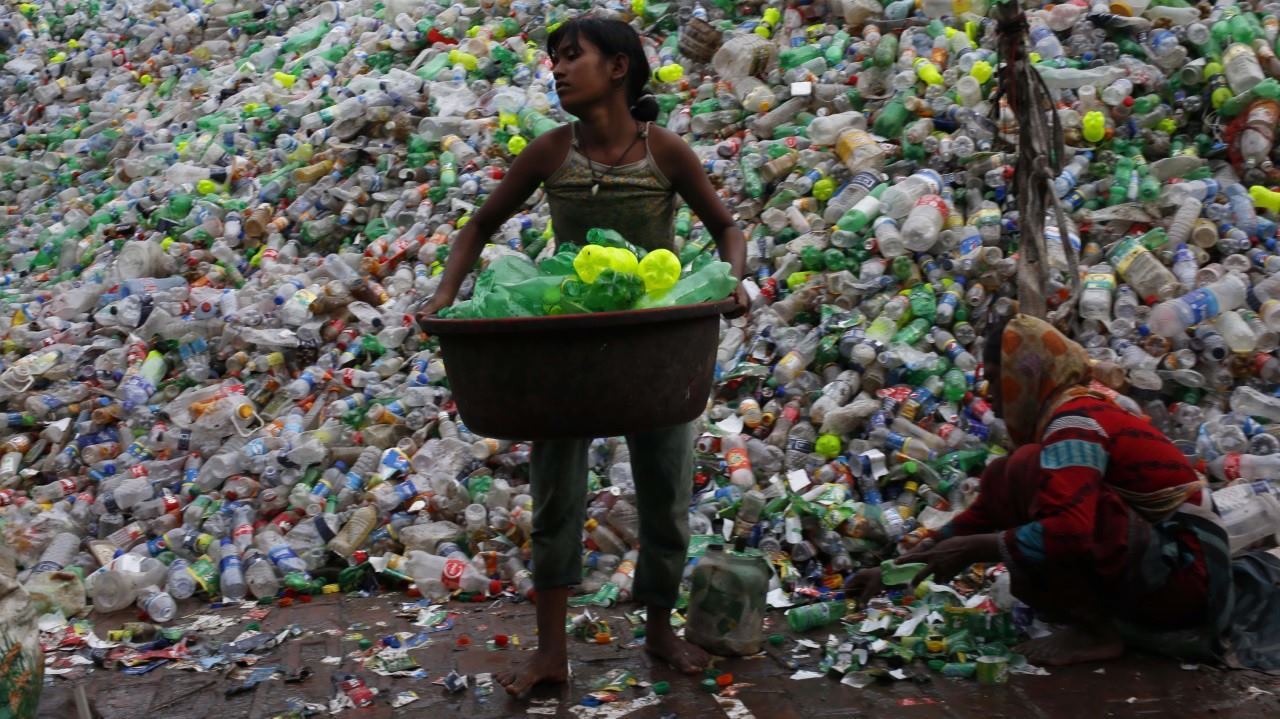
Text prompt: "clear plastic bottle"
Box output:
[[1108, 236, 1182, 302], [900, 194, 948, 252], [243, 548, 280, 599], [166, 558, 198, 600], [218, 538, 247, 601], [1148, 273, 1247, 337], [880, 170, 944, 219]]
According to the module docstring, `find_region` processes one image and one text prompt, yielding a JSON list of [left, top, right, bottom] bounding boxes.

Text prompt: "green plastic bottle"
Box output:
[[880, 559, 929, 586], [872, 94, 910, 138], [779, 45, 822, 70], [786, 600, 846, 632]]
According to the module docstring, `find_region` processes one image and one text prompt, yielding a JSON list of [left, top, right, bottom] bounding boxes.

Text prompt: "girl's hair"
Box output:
[[546, 16, 660, 122]]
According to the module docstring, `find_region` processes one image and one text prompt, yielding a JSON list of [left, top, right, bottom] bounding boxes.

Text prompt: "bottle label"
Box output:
[[441, 558, 467, 590], [314, 517, 337, 542], [914, 193, 948, 220], [1223, 453, 1242, 482], [293, 289, 317, 308], [725, 447, 751, 473], [917, 169, 943, 194], [393, 479, 418, 503], [273, 512, 298, 534], [1110, 238, 1145, 276], [787, 438, 815, 454], [1083, 272, 1116, 292], [835, 129, 876, 164], [233, 522, 253, 543], [1181, 287, 1221, 325], [219, 553, 242, 574], [849, 171, 879, 193], [268, 544, 301, 567], [31, 558, 63, 574], [139, 591, 168, 618]]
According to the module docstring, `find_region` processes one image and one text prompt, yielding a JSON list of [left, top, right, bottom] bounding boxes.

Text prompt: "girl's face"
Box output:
[[552, 35, 627, 115]]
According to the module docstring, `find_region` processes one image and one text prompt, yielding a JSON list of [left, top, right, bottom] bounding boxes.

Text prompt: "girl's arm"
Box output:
[[650, 128, 749, 317], [418, 127, 569, 316]]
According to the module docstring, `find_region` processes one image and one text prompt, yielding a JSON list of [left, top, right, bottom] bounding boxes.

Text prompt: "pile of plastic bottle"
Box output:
[[4, 0, 1280, 644]]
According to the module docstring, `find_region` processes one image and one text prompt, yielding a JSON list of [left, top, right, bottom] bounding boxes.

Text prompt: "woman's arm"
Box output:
[[650, 128, 749, 317], [418, 127, 569, 317]]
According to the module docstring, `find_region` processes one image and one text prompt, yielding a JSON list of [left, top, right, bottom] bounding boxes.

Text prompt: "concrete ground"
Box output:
[[37, 595, 1280, 719]]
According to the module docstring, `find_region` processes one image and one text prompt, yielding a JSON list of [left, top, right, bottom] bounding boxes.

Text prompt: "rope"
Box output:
[[992, 1, 1078, 326]]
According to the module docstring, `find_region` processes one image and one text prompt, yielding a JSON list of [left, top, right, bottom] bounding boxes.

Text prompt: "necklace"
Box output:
[[577, 122, 643, 196]]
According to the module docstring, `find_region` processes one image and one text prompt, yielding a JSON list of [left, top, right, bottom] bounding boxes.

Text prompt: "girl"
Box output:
[[419, 16, 748, 697]]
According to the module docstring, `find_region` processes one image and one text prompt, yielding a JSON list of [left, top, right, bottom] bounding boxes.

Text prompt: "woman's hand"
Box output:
[[897, 534, 1002, 586], [844, 567, 884, 606]]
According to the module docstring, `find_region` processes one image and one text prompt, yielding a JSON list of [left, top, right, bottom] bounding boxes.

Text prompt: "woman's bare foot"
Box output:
[[496, 648, 569, 700], [1015, 625, 1124, 667], [644, 619, 711, 674]]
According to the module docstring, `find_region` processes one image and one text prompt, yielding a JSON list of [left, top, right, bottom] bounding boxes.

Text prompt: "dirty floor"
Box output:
[[37, 595, 1280, 719]]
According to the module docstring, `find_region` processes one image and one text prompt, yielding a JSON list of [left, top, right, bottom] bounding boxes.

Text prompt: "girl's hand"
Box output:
[[416, 291, 456, 327], [724, 282, 749, 320]]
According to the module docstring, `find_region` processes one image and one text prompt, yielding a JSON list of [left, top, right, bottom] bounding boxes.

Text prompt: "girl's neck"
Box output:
[[575, 98, 638, 148]]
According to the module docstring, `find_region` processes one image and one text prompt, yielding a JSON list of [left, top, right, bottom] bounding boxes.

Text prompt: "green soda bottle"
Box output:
[[786, 600, 846, 632]]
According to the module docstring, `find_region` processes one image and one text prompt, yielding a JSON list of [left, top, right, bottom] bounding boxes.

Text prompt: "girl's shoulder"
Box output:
[[521, 124, 575, 177], [645, 124, 697, 180]]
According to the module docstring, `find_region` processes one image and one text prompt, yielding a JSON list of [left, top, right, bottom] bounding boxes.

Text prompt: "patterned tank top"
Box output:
[[543, 121, 678, 252]]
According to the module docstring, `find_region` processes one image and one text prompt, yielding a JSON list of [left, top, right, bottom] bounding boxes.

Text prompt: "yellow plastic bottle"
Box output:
[[1250, 185, 1280, 214], [606, 247, 639, 276], [574, 245, 609, 283], [654, 64, 684, 84], [970, 60, 993, 85], [1082, 111, 1107, 143], [638, 249, 681, 293], [914, 57, 943, 86]]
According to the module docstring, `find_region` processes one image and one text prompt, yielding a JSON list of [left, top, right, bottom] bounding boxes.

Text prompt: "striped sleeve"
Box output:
[[1001, 408, 1109, 567]]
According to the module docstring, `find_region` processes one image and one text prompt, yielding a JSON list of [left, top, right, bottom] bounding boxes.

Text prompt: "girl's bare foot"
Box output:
[[1015, 626, 1124, 667], [644, 620, 711, 674], [497, 648, 569, 700]]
